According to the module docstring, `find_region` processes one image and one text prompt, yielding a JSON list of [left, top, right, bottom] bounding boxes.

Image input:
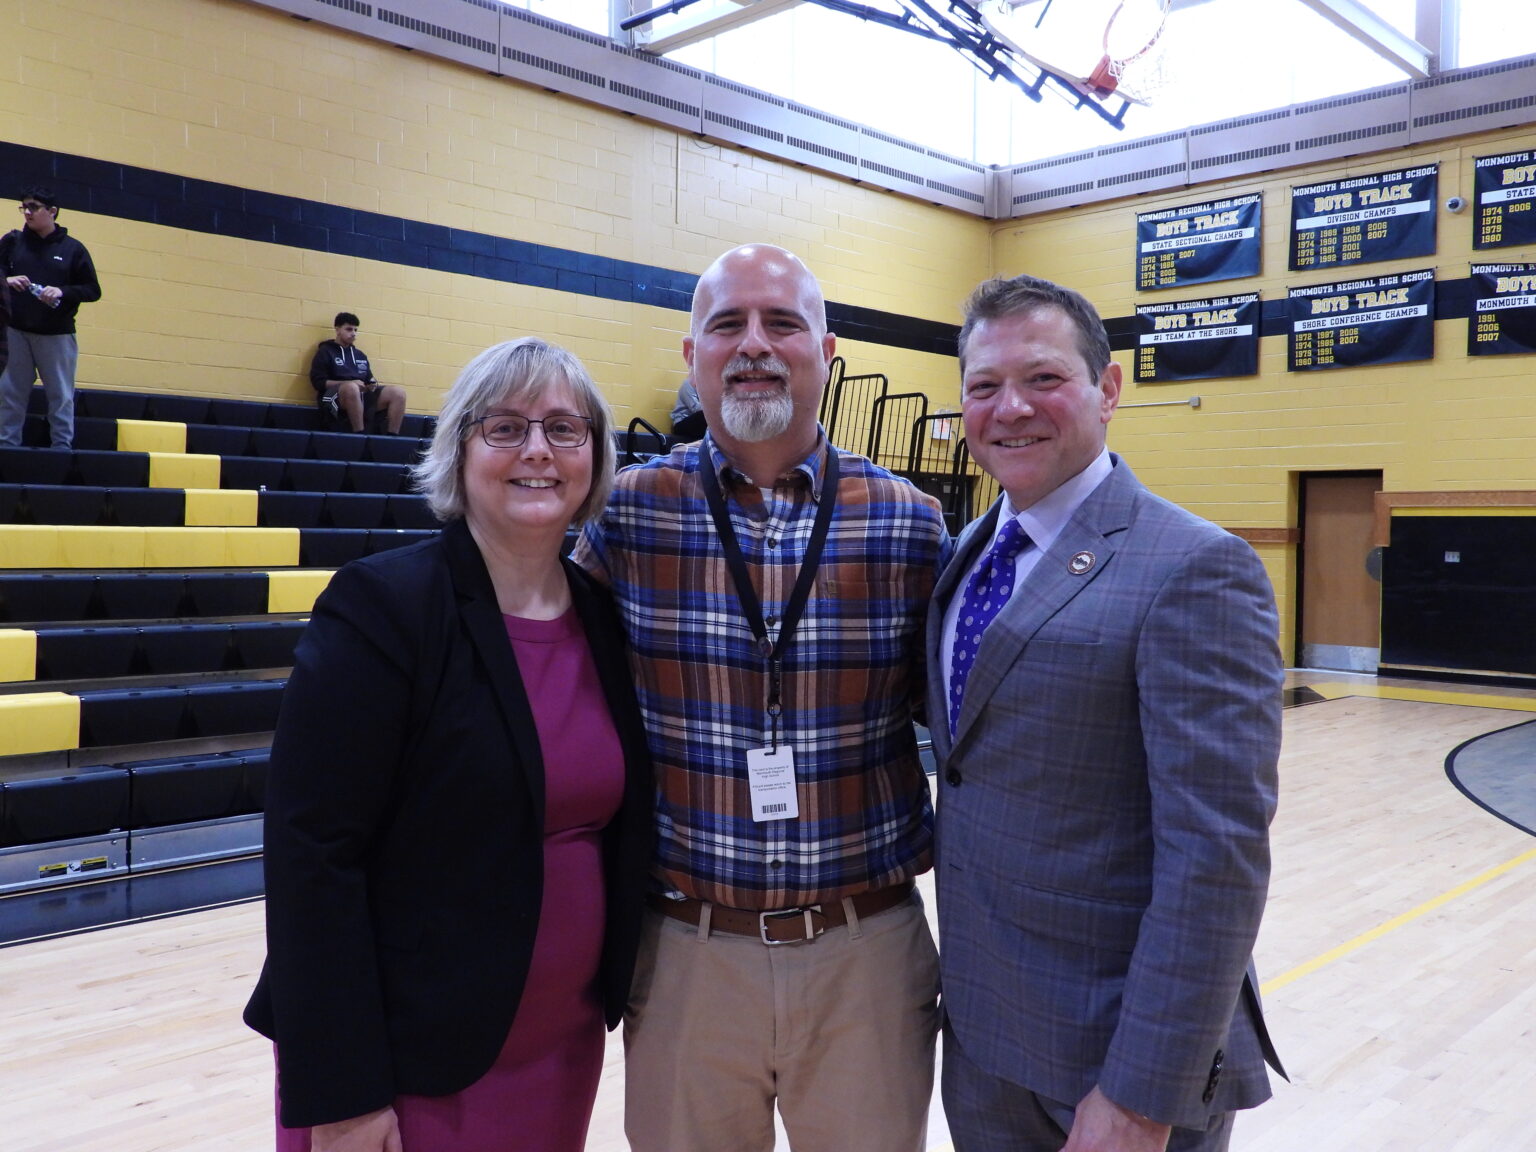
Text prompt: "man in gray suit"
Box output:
[[929, 274, 1284, 1152]]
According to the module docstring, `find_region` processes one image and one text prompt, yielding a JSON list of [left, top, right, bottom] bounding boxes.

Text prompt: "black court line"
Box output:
[[1445, 717, 1536, 839]]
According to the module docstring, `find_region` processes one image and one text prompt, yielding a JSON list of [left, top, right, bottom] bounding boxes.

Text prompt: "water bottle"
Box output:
[[28, 282, 61, 309]]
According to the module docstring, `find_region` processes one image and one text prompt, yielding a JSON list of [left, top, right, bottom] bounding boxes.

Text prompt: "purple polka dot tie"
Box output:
[[949, 519, 1030, 736]]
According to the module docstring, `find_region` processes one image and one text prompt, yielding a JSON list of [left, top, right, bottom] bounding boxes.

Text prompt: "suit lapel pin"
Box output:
[[1068, 551, 1096, 575]]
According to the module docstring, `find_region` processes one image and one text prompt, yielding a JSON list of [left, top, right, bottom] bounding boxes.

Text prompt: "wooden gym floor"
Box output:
[[3, 669, 1534, 1152]]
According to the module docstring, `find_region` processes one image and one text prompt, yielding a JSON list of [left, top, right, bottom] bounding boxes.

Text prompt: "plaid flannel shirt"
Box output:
[[574, 434, 951, 909]]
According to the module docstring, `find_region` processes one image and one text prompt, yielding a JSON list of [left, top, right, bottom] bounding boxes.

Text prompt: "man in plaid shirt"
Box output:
[[574, 243, 950, 1152]]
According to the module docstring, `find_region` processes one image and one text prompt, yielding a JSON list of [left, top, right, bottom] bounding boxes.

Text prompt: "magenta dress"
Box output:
[[277, 607, 625, 1152]]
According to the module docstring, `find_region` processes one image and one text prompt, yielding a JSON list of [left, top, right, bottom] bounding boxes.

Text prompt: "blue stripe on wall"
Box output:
[[0, 140, 960, 357], [5, 139, 1478, 359]]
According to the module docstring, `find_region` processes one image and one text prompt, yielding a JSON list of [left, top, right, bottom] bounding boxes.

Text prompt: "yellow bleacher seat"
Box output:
[[0, 629, 38, 683], [148, 452, 221, 490], [0, 691, 80, 756], [266, 569, 334, 613], [0, 526, 62, 568], [117, 419, 187, 454], [143, 526, 228, 567], [224, 527, 301, 567], [57, 526, 147, 568], [184, 488, 258, 527]]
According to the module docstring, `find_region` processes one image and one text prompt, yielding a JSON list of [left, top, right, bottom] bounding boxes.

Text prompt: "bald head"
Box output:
[[683, 243, 837, 464], [689, 244, 829, 342]]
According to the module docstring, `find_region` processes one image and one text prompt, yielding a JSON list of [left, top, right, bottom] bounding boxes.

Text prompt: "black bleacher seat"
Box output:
[[136, 624, 237, 676], [0, 486, 21, 523], [284, 458, 347, 492], [76, 391, 149, 421], [266, 405, 318, 431], [0, 574, 98, 623], [232, 620, 306, 669], [400, 414, 436, 439], [387, 494, 439, 529], [307, 430, 369, 463], [325, 492, 388, 530], [96, 573, 191, 620], [78, 686, 190, 745], [0, 765, 130, 848], [366, 437, 427, 465], [242, 750, 269, 812], [34, 626, 141, 679], [345, 460, 412, 494], [0, 446, 73, 485], [129, 753, 252, 827], [299, 528, 370, 567], [209, 399, 272, 427], [69, 416, 119, 451], [260, 491, 324, 528], [183, 573, 267, 617], [367, 529, 436, 555], [75, 451, 151, 488], [108, 487, 185, 527], [220, 456, 286, 490], [186, 425, 253, 457], [185, 680, 285, 737], [146, 395, 211, 424], [19, 484, 108, 525], [0, 572, 274, 625], [251, 428, 311, 459], [28, 621, 303, 680]]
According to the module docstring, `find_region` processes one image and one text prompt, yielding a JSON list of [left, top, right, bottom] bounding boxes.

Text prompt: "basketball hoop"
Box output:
[[1084, 0, 1171, 105], [979, 0, 1173, 107]]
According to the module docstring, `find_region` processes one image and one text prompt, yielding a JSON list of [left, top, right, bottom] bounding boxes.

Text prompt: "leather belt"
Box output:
[[648, 881, 914, 945]]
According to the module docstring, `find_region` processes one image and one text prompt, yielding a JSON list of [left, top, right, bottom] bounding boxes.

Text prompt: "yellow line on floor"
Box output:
[[1262, 845, 1536, 995], [1307, 680, 1536, 712]]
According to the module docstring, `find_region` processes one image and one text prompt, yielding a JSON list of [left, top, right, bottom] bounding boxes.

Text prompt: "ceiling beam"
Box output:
[[1295, 0, 1434, 79], [629, 0, 805, 54]]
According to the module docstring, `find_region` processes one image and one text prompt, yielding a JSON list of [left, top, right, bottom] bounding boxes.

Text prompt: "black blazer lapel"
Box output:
[[441, 519, 547, 823]]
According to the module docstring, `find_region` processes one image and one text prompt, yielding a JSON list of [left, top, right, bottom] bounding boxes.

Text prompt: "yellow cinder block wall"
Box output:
[[4, 0, 979, 427]]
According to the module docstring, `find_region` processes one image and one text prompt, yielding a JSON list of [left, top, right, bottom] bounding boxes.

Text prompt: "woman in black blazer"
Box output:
[[244, 339, 652, 1152]]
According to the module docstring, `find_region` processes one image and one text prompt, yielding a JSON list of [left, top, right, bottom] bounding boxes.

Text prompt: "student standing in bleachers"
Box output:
[[308, 311, 407, 434], [0, 184, 102, 449], [245, 338, 652, 1152]]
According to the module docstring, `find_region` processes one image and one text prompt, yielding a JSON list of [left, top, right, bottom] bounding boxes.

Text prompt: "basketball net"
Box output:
[[979, 0, 1173, 107]]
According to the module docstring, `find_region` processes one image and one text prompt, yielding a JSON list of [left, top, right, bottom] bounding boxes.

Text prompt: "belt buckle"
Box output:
[[759, 905, 822, 945]]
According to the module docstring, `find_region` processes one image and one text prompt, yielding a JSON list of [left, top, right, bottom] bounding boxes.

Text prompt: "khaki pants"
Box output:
[[624, 892, 940, 1152]]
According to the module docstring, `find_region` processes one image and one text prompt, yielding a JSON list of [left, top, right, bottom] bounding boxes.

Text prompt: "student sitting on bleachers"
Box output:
[[308, 311, 406, 435]]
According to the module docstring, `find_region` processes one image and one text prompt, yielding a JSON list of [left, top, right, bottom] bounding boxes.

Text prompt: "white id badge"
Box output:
[[746, 746, 799, 822]]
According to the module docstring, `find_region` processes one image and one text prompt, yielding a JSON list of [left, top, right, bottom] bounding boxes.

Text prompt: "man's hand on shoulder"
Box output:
[[1061, 1085, 1172, 1152]]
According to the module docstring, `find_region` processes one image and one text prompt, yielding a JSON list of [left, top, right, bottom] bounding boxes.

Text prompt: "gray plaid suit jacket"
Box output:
[[927, 455, 1284, 1129]]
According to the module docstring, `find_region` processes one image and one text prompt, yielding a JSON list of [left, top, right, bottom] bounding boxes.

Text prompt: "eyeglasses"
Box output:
[[19, 203, 50, 214], [466, 412, 592, 449]]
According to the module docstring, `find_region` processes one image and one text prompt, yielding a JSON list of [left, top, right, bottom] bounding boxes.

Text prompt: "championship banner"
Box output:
[[1288, 270, 1435, 372], [1136, 194, 1262, 291], [1289, 165, 1438, 271], [1469, 263, 1536, 355], [1134, 293, 1260, 382], [1473, 152, 1536, 250]]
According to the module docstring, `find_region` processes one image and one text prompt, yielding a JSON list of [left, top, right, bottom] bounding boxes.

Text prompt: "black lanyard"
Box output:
[[699, 444, 840, 749]]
